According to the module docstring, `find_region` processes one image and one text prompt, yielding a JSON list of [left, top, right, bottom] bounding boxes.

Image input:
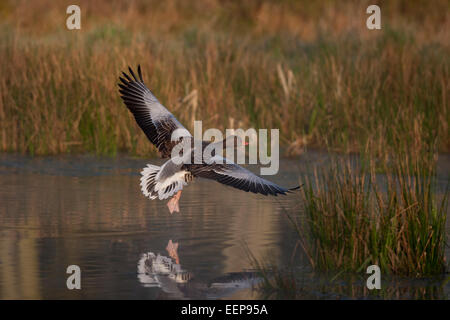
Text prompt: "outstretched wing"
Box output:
[[187, 156, 300, 196], [118, 65, 191, 157]]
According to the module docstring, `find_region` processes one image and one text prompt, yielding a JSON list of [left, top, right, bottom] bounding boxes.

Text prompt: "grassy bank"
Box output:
[[0, 0, 448, 156]]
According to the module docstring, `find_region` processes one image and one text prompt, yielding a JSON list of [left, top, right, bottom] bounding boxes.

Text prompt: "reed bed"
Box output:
[[296, 152, 448, 276], [0, 0, 448, 156], [249, 146, 448, 298]]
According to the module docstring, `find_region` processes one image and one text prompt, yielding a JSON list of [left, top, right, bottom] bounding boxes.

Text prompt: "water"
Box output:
[[0, 153, 448, 299], [0, 154, 304, 299]]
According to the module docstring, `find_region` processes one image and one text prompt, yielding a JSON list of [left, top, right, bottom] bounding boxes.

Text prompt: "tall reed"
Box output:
[[297, 153, 447, 276]]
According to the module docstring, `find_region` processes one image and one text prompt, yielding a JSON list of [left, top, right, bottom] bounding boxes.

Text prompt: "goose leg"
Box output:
[[167, 190, 182, 214], [166, 240, 180, 264]]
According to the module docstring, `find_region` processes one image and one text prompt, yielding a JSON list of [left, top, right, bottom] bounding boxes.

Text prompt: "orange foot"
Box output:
[[166, 240, 180, 264], [167, 190, 182, 214]]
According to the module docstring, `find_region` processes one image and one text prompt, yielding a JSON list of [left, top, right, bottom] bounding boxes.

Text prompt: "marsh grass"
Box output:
[[0, 0, 448, 156], [295, 152, 448, 276], [248, 147, 448, 298], [247, 234, 450, 299]]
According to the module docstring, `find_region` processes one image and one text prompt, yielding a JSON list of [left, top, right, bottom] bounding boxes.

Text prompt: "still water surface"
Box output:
[[0, 153, 448, 299], [0, 154, 304, 299]]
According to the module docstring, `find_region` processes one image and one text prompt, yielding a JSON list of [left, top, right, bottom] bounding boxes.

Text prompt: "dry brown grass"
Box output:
[[0, 0, 448, 155]]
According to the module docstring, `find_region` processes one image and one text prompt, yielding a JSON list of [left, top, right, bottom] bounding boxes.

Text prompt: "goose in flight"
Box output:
[[118, 66, 299, 213]]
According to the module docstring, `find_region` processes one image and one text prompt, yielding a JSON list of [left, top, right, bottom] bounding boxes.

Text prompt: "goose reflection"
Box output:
[[137, 239, 261, 299], [137, 239, 191, 292], [166, 239, 180, 264]]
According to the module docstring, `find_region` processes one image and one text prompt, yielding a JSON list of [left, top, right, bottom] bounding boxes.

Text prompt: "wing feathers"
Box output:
[[137, 65, 144, 82], [118, 65, 191, 157], [186, 155, 300, 196]]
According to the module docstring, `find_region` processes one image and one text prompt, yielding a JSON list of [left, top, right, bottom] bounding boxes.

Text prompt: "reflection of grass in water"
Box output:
[[0, 0, 448, 155], [248, 252, 450, 299], [244, 243, 298, 300]]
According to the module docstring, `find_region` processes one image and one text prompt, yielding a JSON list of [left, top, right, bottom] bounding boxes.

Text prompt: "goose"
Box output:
[[118, 66, 299, 213]]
